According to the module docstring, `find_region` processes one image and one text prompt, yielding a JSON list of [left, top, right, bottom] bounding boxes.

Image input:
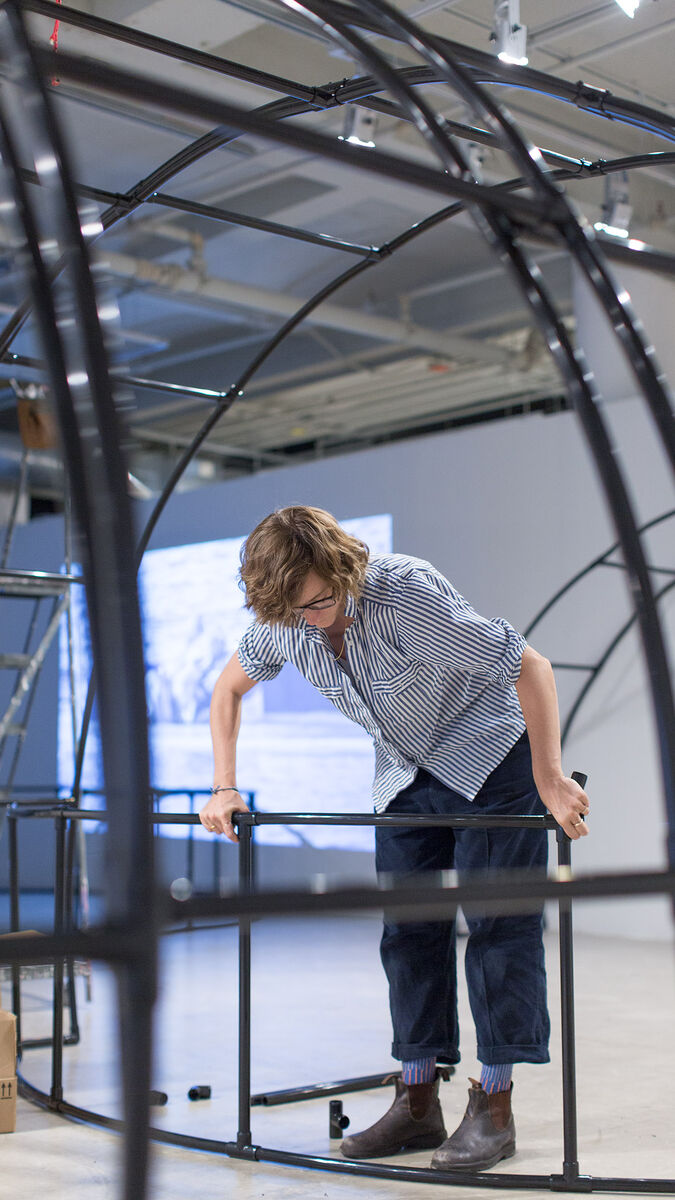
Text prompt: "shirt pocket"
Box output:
[[371, 659, 422, 695], [316, 682, 345, 699]]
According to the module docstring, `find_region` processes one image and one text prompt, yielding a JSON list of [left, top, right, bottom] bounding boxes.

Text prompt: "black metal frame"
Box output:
[[1, 0, 674, 382], [0, 2, 672, 1197], [6, 799, 674, 1192], [0, 7, 154, 1198], [522, 510, 675, 748]]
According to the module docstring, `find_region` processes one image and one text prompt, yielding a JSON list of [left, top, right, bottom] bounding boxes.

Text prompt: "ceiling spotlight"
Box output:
[[613, 0, 640, 16], [338, 107, 377, 149], [594, 170, 632, 239], [465, 142, 487, 183], [491, 0, 528, 67]]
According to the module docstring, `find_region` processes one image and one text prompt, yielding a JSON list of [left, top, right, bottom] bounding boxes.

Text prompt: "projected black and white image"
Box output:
[[59, 513, 392, 850]]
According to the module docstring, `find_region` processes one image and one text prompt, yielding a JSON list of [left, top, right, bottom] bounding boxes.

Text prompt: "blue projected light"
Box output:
[[58, 513, 393, 851]]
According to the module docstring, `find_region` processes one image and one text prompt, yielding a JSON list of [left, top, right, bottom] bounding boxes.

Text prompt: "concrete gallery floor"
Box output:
[[2, 913, 674, 1200]]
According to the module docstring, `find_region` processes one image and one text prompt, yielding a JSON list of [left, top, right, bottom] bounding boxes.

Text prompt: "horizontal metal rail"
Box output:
[[11, 803, 675, 1194], [30, 48, 562, 229], [24, 0, 675, 145]]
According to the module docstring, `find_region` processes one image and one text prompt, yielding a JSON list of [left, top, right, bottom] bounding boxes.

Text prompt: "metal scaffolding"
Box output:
[[0, 2, 672, 1198]]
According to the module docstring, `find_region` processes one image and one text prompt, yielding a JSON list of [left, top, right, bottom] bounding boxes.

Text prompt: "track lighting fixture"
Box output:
[[491, 0, 528, 67], [338, 107, 377, 149], [593, 171, 632, 239], [613, 0, 640, 16]]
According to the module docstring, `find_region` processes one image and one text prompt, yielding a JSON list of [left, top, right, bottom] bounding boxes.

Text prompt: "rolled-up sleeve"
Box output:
[[237, 620, 286, 683], [395, 570, 526, 685]]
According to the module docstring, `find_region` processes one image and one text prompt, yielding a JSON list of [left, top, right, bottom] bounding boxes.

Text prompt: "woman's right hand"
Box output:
[[199, 788, 251, 843]]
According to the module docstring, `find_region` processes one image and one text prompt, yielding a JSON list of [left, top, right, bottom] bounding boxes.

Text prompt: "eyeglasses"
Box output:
[[292, 594, 335, 616]]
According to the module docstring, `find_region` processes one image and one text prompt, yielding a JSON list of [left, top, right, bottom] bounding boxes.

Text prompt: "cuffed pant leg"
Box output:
[[455, 735, 551, 1065]]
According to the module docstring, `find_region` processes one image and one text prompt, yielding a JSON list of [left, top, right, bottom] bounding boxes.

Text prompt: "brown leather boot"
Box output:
[[431, 1078, 515, 1171], [340, 1073, 448, 1160]]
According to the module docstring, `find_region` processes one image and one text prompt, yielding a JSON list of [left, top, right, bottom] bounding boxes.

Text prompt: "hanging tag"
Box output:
[[49, 0, 62, 87]]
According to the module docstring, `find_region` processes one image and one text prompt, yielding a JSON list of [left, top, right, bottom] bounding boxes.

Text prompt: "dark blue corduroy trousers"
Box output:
[[375, 733, 551, 1067]]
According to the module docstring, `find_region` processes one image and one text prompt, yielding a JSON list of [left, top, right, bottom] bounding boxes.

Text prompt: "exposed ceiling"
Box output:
[[0, 0, 674, 501]]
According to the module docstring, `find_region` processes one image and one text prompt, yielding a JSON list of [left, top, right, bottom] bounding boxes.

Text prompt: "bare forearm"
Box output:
[[210, 679, 242, 786], [515, 646, 563, 791], [201, 653, 257, 842], [515, 645, 590, 839]]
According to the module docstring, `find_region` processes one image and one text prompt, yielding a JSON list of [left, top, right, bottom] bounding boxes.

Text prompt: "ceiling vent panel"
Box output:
[[216, 174, 336, 220]]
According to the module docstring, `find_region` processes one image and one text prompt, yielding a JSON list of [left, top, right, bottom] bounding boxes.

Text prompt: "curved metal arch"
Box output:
[[0, 7, 667, 1190], [59, 1, 673, 846], [524, 510, 675, 641], [26, 0, 675, 145], [274, 0, 674, 870], [4, 25, 674, 355], [520, 509, 675, 750], [0, 91, 320, 357], [68, 187, 483, 797], [323, 1, 675, 143], [562, 578, 675, 748], [0, 6, 155, 1200], [347, 0, 675, 474]]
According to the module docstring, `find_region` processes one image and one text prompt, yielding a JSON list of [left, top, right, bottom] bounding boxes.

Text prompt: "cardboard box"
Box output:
[[0, 1010, 17, 1133]]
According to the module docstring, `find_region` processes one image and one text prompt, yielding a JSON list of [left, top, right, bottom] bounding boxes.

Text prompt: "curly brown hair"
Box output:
[[239, 506, 369, 625]]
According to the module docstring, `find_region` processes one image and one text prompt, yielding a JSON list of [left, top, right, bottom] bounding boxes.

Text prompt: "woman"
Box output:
[[200, 505, 589, 1170]]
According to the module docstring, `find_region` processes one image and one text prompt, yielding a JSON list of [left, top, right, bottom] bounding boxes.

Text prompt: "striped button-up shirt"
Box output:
[[237, 552, 527, 812]]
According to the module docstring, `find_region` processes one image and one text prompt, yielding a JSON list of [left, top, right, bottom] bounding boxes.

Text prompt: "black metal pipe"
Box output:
[[57, 54, 673, 800], [557, 828, 577, 1182], [562, 579, 675, 748], [317, 1, 675, 142], [24, 0, 675, 145], [4, 0, 675, 370], [9, 806, 559, 828], [131, 254, 378, 566], [252, 1145, 674, 1192], [21, 852, 675, 967], [186, 794, 195, 891], [147, 191, 376, 256], [0, 10, 156, 1198], [166, 866, 675, 927], [524, 511, 675, 641], [557, 771, 587, 1184], [251, 1071, 403, 1107], [237, 820, 253, 1150], [29, 48, 556, 228], [8, 812, 22, 1047], [23, 0, 331, 107], [335, 0, 675, 874], [16, 151, 675, 273], [19, 1033, 80, 1051], [53, 814, 82, 1048], [249, 792, 258, 893], [15, 1066, 675, 1190], [50, 814, 66, 1104], [0, 89, 316, 357], [366, 1, 675, 483]]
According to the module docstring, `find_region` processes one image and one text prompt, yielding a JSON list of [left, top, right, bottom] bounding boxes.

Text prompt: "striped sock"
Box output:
[[480, 1063, 513, 1094], [401, 1056, 437, 1085]]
